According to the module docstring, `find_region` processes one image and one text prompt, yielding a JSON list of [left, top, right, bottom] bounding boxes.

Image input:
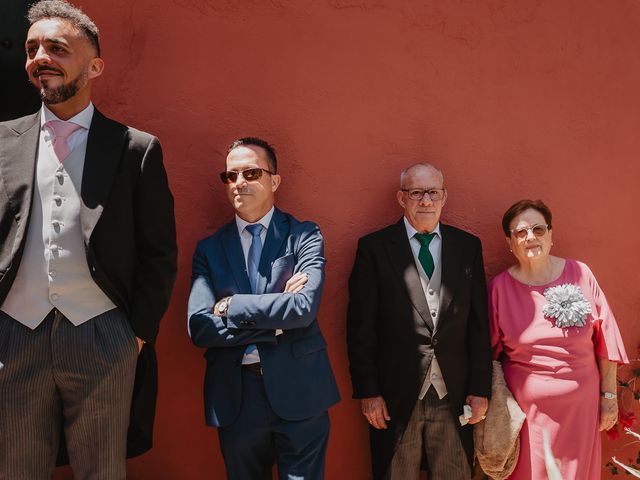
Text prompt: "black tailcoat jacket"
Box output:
[[0, 109, 177, 461], [347, 219, 492, 479]]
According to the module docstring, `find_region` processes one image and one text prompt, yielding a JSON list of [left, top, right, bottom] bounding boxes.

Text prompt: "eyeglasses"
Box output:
[[401, 188, 446, 201], [510, 224, 550, 240], [219, 168, 275, 184]]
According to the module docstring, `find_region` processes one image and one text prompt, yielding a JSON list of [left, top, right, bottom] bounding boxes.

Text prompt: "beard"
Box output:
[[37, 67, 88, 105]]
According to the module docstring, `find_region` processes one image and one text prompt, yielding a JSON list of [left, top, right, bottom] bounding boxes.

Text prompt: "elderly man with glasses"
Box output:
[[347, 163, 492, 480], [188, 137, 340, 480]]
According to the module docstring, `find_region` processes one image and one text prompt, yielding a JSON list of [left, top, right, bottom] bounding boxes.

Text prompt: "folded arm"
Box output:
[[187, 246, 276, 348], [225, 225, 326, 331]]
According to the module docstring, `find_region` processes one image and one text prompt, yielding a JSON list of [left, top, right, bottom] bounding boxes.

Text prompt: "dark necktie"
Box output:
[[246, 223, 264, 294], [414, 232, 436, 278]]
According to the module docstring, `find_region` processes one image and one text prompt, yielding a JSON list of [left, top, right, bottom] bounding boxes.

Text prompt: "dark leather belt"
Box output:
[[242, 363, 263, 374]]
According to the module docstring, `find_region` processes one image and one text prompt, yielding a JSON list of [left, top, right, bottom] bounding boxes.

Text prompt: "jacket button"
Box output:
[[432, 338, 438, 346]]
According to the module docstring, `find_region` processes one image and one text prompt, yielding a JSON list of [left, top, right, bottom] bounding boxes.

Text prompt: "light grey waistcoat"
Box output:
[[417, 259, 448, 399], [1, 135, 116, 328]]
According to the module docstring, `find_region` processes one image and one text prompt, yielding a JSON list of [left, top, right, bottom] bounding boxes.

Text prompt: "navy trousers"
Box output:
[[218, 368, 330, 480]]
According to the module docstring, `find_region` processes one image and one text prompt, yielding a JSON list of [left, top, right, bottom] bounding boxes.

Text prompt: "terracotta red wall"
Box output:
[[52, 1, 640, 478]]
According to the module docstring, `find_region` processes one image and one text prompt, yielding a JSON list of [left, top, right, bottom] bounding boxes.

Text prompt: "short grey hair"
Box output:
[[399, 163, 445, 188]]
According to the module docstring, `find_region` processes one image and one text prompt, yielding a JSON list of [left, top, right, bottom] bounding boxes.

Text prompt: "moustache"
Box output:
[[34, 66, 64, 77]]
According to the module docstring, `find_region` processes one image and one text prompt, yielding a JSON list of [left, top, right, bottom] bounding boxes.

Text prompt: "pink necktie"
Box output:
[[46, 120, 83, 162]]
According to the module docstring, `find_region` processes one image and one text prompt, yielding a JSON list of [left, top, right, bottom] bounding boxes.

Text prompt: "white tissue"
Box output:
[[458, 404, 472, 426]]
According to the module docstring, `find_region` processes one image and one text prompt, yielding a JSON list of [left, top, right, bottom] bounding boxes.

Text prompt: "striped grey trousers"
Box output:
[[385, 387, 471, 480], [0, 308, 138, 480]]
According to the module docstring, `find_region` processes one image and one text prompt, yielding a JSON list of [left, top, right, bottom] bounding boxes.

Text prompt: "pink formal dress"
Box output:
[[488, 259, 628, 480]]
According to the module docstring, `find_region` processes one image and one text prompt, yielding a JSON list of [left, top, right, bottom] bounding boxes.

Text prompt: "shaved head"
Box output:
[[400, 163, 444, 189]]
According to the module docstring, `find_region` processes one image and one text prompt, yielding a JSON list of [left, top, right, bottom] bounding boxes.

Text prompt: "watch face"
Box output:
[[603, 392, 616, 399]]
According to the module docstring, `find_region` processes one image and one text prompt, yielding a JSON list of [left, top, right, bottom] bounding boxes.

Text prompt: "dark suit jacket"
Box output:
[[0, 109, 177, 460], [347, 219, 492, 479], [188, 208, 340, 427]]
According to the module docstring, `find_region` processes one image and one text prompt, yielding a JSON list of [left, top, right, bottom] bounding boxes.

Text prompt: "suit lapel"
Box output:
[[256, 208, 288, 294], [0, 112, 40, 222], [80, 109, 128, 244], [220, 221, 252, 293], [385, 218, 434, 332], [439, 224, 462, 318]]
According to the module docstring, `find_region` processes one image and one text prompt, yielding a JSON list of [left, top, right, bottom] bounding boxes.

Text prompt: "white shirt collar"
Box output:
[[41, 102, 94, 130], [403, 216, 441, 240], [235, 206, 275, 235]]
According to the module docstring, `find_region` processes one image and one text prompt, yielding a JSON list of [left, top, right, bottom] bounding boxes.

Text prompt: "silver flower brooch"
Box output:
[[542, 283, 592, 328]]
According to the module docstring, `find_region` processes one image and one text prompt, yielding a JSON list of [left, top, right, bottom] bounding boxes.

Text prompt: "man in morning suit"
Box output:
[[0, 1, 177, 478], [347, 163, 492, 479], [188, 137, 340, 479]]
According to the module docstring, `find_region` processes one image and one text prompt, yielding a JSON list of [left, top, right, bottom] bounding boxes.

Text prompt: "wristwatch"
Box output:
[[600, 391, 617, 400], [217, 297, 231, 317]]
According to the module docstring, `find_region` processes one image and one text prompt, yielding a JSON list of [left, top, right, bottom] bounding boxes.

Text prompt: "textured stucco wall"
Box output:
[[47, 1, 640, 478]]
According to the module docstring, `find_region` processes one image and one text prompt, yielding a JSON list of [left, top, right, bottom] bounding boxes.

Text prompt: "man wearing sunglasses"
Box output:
[[347, 163, 492, 479], [188, 137, 340, 479]]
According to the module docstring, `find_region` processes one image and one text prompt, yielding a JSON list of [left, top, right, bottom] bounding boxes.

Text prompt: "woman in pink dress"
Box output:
[[488, 199, 628, 480]]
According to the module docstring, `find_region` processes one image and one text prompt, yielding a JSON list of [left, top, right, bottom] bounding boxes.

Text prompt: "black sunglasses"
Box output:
[[219, 168, 275, 184]]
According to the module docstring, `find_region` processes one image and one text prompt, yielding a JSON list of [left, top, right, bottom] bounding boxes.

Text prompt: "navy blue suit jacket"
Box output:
[[188, 208, 340, 427]]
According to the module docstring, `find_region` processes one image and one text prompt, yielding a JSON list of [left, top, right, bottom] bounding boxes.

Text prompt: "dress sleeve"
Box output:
[[585, 264, 629, 364], [488, 277, 504, 361]]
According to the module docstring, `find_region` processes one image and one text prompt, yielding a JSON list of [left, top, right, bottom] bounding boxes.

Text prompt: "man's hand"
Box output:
[[599, 397, 618, 431], [136, 337, 144, 353], [361, 396, 391, 430], [284, 272, 308, 293], [466, 395, 489, 424]]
